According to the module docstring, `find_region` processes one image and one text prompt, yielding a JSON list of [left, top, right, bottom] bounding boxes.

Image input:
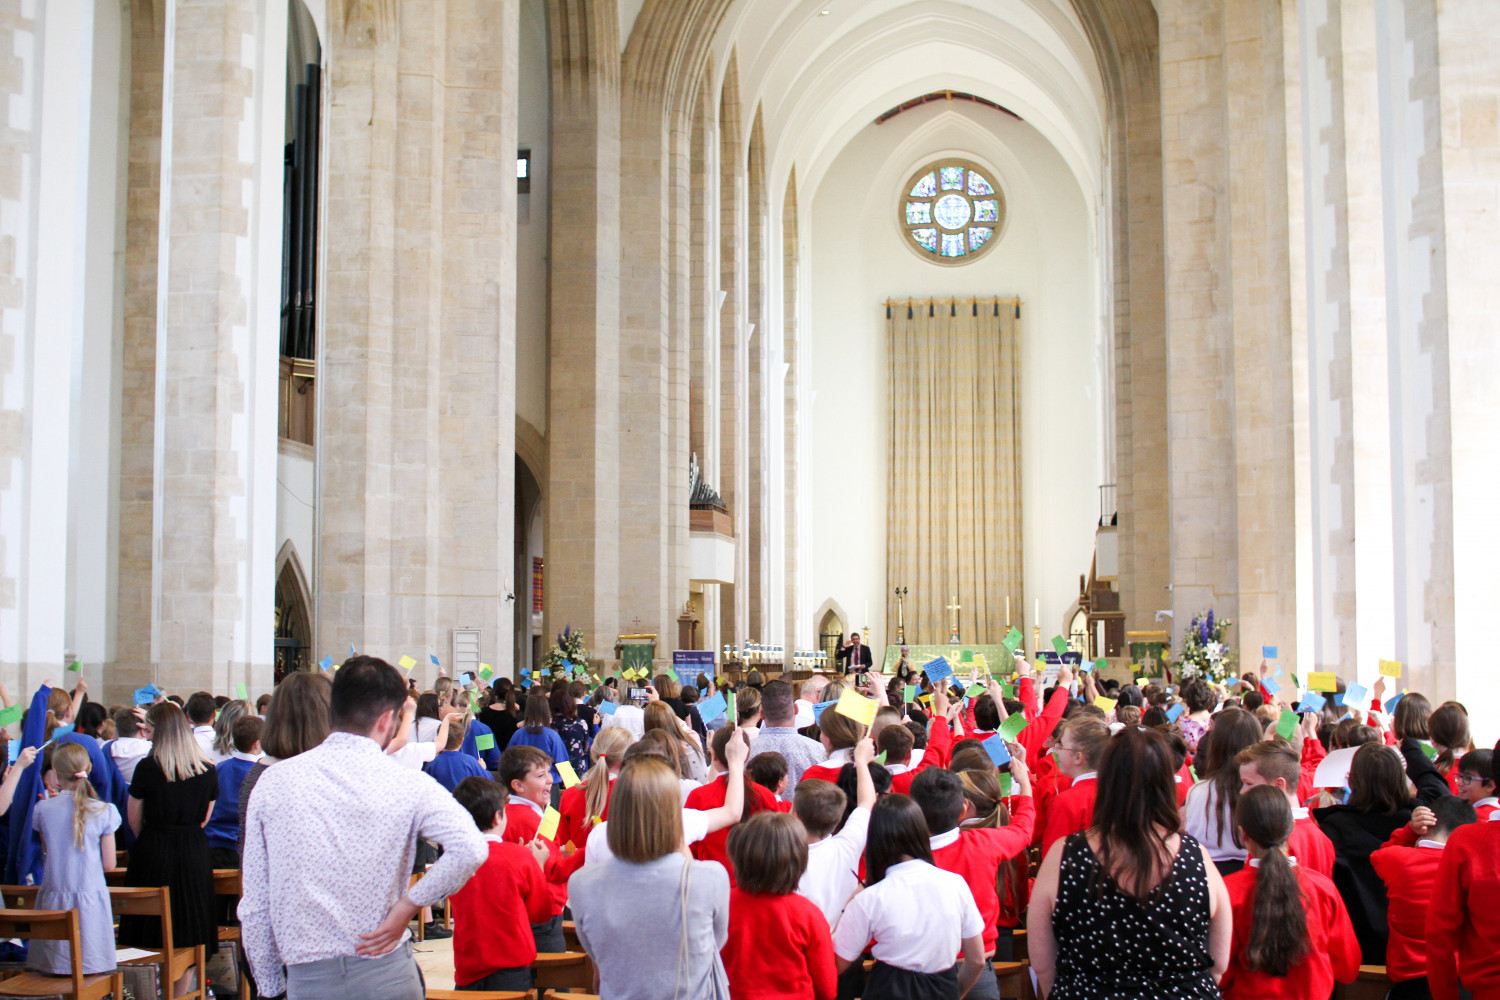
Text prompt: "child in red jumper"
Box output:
[[1426, 761, 1500, 1000], [1373, 795, 1478, 1000], [910, 744, 1035, 999], [1454, 749, 1497, 821], [1219, 786, 1360, 1000], [1039, 715, 1108, 856], [1237, 739, 1336, 877], [686, 726, 780, 883], [498, 744, 567, 952], [449, 777, 553, 992], [721, 811, 837, 1000]]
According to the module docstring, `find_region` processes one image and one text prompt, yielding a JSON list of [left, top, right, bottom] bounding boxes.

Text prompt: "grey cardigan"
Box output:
[[569, 852, 730, 1000]]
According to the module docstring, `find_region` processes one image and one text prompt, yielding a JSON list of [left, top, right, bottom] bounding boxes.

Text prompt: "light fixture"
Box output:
[[818, 8, 830, 14]]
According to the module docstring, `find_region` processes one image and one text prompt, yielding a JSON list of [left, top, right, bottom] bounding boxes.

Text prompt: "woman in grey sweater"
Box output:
[[569, 752, 737, 999]]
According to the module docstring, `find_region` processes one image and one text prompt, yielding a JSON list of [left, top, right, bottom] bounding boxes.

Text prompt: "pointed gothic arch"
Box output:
[[274, 541, 313, 682]]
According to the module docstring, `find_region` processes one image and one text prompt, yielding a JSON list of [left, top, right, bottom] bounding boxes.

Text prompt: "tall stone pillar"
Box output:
[[544, 0, 621, 662], [318, 0, 519, 679], [717, 62, 748, 649], [1435, 0, 1500, 717], [148, 0, 277, 694]]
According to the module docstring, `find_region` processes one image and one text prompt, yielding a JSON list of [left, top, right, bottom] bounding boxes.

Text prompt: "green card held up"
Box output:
[[1000, 772, 1013, 797], [1051, 635, 1068, 657], [67, 660, 82, 673], [475, 733, 496, 752], [1275, 709, 1298, 740], [960, 650, 974, 663], [874, 750, 887, 765], [998, 713, 1028, 742], [965, 682, 986, 698], [0, 704, 22, 727], [1002, 627, 1023, 653], [902, 685, 917, 704], [236, 683, 248, 700]]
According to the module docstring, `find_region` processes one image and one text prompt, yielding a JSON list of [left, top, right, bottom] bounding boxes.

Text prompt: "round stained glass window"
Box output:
[[899, 159, 1005, 264]]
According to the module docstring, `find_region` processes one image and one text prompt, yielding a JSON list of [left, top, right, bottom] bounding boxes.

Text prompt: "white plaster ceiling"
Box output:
[[702, 0, 1107, 213]]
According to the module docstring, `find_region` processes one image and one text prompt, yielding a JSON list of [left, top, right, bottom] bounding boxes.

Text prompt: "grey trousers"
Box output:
[[286, 941, 424, 1000]]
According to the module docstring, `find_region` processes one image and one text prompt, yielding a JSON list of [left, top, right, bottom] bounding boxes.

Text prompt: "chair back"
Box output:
[[0, 885, 38, 910], [0, 908, 85, 997], [531, 952, 595, 992], [108, 885, 175, 953]]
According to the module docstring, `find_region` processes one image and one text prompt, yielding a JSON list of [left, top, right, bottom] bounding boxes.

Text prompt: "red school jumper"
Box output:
[[450, 839, 555, 987], [1219, 862, 1360, 1000], [721, 889, 838, 1000], [1426, 820, 1500, 1000], [1039, 776, 1096, 858], [684, 774, 781, 886], [555, 776, 612, 851], [502, 800, 569, 915], [931, 798, 1036, 951], [1371, 825, 1447, 984], [1287, 813, 1336, 878]]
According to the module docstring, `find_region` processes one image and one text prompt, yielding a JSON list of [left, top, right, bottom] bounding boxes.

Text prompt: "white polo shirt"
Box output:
[[832, 858, 983, 972], [797, 805, 871, 928]]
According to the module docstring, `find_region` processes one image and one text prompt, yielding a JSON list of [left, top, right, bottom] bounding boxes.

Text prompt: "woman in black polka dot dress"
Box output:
[[1027, 727, 1233, 999]]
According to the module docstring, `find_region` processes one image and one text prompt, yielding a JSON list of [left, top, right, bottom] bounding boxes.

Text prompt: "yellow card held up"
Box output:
[[556, 761, 581, 789], [834, 688, 879, 726], [398, 654, 416, 671], [1379, 659, 1403, 678], [1094, 696, 1117, 714], [537, 806, 561, 842], [1308, 671, 1337, 692]]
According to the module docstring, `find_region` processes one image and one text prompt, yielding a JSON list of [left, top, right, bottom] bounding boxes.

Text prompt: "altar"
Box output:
[[881, 644, 1016, 674]]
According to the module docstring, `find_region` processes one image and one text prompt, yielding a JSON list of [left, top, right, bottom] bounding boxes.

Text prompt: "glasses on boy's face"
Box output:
[[1456, 774, 1483, 786]]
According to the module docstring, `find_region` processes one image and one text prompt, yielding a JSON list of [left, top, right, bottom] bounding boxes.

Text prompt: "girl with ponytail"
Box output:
[[557, 725, 633, 851], [1219, 785, 1360, 999], [27, 742, 121, 976]]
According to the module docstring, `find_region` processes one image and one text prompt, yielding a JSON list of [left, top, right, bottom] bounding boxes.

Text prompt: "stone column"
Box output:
[[717, 60, 748, 648], [1435, 0, 1499, 717], [545, 0, 621, 661], [318, 0, 519, 679], [782, 171, 801, 651], [149, 0, 277, 694]]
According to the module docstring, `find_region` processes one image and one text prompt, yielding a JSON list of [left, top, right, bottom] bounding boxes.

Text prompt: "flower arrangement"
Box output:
[[1177, 609, 1234, 682], [542, 625, 591, 676]]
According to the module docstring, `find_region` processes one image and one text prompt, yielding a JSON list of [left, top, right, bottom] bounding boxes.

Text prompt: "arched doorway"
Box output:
[[515, 455, 544, 677], [817, 608, 845, 669], [274, 544, 313, 682]]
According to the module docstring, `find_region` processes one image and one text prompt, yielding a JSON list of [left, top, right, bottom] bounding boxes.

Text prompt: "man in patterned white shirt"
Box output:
[[240, 656, 487, 999]]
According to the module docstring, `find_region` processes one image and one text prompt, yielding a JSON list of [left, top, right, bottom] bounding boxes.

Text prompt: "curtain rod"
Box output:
[[882, 296, 1022, 306]]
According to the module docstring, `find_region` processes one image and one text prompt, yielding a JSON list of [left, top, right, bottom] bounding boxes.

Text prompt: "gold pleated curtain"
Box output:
[[886, 298, 1023, 646]]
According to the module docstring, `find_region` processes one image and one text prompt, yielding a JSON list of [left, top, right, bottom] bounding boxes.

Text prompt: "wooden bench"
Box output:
[[532, 952, 595, 993], [1334, 965, 1392, 1000]]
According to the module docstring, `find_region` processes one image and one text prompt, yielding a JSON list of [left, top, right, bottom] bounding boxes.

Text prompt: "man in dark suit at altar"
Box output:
[[836, 632, 874, 675]]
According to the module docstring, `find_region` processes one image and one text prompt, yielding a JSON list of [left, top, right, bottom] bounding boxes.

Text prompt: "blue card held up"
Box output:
[[597, 699, 617, 716], [697, 692, 728, 723], [1262, 676, 1281, 695], [923, 657, 954, 684], [982, 735, 1012, 767], [1166, 703, 1185, 723]]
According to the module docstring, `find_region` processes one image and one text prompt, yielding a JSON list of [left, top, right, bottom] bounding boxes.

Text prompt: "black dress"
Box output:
[[118, 757, 219, 956], [1048, 832, 1221, 1000]]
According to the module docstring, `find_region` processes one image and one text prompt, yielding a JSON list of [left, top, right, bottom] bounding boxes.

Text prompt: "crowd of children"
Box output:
[[1, 653, 1497, 1000]]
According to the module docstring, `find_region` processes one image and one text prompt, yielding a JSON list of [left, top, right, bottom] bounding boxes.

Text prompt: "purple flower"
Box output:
[[1206, 609, 1215, 633], [1199, 619, 1210, 644]]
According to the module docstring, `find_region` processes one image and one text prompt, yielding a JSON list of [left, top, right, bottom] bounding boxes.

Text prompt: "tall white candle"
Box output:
[[1034, 599, 1040, 628]]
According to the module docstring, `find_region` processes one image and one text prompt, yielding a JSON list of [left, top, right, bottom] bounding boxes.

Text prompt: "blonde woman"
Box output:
[[119, 701, 220, 964], [570, 755, 733, 999]]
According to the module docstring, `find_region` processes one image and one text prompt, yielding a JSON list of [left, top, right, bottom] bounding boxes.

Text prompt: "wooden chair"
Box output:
[[531, 952, 595, 993], [212, 869, 242, 942], [561, 920, 582, 952], [1334, 965, 1392, 1000], [1011, 927, 1029, 962], [0, 908, 123, 1000], [108, 886, 207, 1000], [0, 888, 38, 911], [994, 959, 1036, 1000]]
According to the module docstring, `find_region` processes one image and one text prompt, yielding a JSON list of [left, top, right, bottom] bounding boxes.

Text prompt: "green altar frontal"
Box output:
[[881, 644, 1016, 674]]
